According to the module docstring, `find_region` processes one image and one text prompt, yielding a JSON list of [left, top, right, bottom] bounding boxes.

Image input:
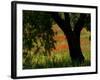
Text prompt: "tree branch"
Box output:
[[50, 12, 73, 35], [64, 13, 72, 32], [50, 12, 66, 29], [74, 14, 87, 33]]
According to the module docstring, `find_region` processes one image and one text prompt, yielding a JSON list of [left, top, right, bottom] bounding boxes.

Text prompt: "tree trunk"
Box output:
[[50, 13, 86, 65], [66, 31, 84, 65]]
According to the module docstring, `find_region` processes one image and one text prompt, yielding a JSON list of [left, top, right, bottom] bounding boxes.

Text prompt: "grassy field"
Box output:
[[23, 24, 91, 69]]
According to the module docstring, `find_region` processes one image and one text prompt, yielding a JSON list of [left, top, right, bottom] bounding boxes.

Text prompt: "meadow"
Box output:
[[23, 24, 91, 69]]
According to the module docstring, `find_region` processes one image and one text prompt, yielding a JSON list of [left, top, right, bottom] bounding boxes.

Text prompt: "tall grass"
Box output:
[[23, 27, 91, 69], [23, 51, 72, 69]]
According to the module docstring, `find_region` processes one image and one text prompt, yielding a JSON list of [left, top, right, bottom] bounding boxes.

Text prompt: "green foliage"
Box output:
[[23, 11, 56, 55], [69, 13, 91, 31], [69, 13, 80, 30]]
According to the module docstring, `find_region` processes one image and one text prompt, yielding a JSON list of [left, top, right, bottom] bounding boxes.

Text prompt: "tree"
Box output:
[[50, 12, 90, 64], [23, 11, 90, 65]]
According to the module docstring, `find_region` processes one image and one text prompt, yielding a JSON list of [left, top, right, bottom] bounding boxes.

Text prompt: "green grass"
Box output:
[[23, 51, 72, 69], [23, 28, 91, 69]]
